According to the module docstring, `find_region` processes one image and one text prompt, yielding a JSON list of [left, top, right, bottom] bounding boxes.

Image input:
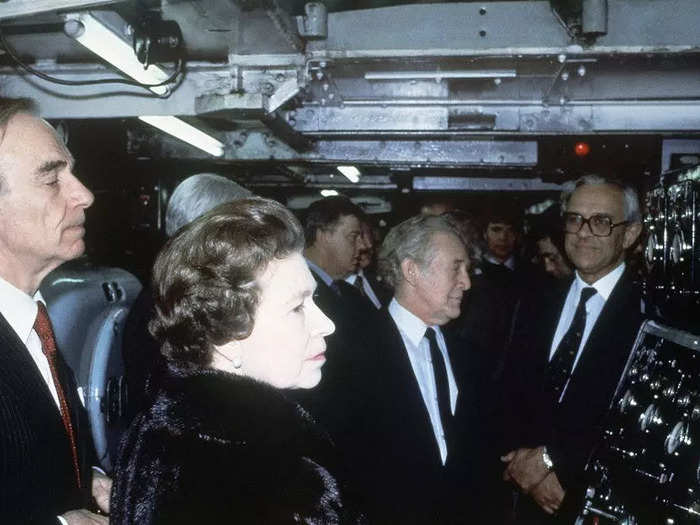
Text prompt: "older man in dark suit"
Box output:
[[317, 213, 490, 523], [500, 175, 644, 523], [0, 98, 109, 524]]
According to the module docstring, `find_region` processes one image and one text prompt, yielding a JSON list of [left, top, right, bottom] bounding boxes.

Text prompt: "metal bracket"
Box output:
[[297, 2, 327, 39]]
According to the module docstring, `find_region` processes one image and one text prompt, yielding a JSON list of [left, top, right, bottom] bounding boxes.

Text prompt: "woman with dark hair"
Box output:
[[110, 198, 359, 524]]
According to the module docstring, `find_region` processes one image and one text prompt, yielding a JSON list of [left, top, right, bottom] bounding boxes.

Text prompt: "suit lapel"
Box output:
[[378, 309, 440, 462], [0, 312, 64, 415], [565, 272, 639, 399]]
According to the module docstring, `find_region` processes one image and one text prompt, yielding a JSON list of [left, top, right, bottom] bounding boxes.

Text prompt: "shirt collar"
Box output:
[[0, 275, 43, 345], [305, 258, 334, 287], [389, 297, 442, 348], [574, 262, 625, 301], [483, 253, 516, 270], [345, 268, 365, 284]]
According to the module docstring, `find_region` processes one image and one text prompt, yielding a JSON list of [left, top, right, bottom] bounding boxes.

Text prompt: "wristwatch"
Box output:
[[542, 446, 554, 471]]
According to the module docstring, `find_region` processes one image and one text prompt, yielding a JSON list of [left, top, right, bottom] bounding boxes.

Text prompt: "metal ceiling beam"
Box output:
[[0, 0, 124, 20], [413, 176, 564, 191]]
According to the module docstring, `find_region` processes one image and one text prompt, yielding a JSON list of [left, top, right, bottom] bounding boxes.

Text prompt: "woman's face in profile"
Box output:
[[227, 252, 335, 389]]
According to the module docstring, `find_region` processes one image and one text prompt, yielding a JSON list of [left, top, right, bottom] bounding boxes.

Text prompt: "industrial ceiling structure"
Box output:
[[1, 0, 699, 195]]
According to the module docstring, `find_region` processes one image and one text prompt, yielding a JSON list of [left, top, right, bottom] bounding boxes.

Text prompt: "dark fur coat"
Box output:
[[111, 367, 361, 524]]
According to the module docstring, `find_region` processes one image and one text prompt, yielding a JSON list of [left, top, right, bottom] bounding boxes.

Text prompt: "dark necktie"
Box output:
[[425, 327, 453, 446], [333, 279, 361, 300], [546, 287, 597, 400], [34, 302, 81, 488], [353, 274, 366, 297]]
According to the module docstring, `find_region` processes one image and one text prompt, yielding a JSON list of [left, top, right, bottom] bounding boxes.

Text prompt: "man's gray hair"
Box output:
[[378, 214, 465, 290], [0, 97, 37, 194], [561, 174, 642, 223], [165, 173, 253, 237]]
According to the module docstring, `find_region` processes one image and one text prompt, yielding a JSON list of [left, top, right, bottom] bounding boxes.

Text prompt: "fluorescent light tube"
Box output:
[[364, 70, 517, 81], [337, 165, 360, 183], [320, 189, 339, 197], [139, 116, 225, 157], [63, 12, 170, 96]]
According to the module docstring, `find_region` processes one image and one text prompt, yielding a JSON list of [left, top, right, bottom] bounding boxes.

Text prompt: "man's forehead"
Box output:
[[432, 231, 466, 255], [569, 183, 624, 214]]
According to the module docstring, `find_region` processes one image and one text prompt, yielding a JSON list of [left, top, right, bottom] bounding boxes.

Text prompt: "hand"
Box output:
[[91, 470, 112, 514], [531, 472, 565, 515], [500, 446, 550, 493], [62, 509, 109, 524]]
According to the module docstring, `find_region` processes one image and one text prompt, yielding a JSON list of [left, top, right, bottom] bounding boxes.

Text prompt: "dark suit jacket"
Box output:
[[501, 269, 643, 520], [0, 313, 95, 524], [310, 307, 490, 524], [363, 270, 392, 308], [292, 269, 381, 429]]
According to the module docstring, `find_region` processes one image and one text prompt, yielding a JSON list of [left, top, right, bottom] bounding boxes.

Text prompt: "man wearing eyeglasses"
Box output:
[[499, 175, 643, 523]]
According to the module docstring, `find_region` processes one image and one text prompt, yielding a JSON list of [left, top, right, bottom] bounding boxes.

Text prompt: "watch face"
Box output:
[[542, 449, 553, 470]]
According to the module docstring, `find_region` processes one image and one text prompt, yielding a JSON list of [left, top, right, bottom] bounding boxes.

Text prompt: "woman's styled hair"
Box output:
[[150, 197, 304, 366]]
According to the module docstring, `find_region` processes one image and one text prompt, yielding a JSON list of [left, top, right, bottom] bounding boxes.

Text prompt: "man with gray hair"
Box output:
[[320, 213, 489, 523], [164, 173, 252, 237], [500, 175, 644, 523], [123, 173, 252, 418], [0, 97, 109, 523]]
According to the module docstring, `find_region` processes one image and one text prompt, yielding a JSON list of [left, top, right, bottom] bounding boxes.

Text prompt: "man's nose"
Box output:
[[545, 259, 556, 273], [578, 221, 595, 238], [458, 267, 471, 290], [67, 174, 95, 208]]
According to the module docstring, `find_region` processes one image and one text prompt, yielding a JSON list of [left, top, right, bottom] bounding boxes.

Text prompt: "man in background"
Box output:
[[302, 195, 370, 320], [345, 218, 391, 309]]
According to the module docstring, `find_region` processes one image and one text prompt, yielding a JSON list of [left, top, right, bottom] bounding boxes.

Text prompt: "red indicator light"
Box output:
[[574, 141, 591, 157]]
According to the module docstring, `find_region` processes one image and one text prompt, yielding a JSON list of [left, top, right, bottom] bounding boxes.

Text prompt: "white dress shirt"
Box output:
[[0, 276, 61, 409], [549, 262, 625, 398], [345, 269, 382, 309], [388, 298, 458, 465], [0, 277, 97, 523]]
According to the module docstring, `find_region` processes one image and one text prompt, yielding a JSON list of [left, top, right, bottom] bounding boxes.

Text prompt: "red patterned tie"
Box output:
[[34, 302, 81, 489]]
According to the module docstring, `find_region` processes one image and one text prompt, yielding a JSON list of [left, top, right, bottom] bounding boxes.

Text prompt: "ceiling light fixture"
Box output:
[[364, 69, 517, 81], [320, 189, 339, 197], [337, 165, 361, 183], [139, 116, 225, 157], [63, 12, 171, 96], [62, 13, 223, 158]]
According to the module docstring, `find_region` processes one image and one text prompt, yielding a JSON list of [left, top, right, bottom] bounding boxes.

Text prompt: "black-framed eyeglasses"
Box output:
[[563, 212, 629, 237]]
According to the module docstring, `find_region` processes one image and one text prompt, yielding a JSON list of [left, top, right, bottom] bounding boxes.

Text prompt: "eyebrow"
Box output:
[[36, 159, 68, 176], [285, 286, 315, 306]]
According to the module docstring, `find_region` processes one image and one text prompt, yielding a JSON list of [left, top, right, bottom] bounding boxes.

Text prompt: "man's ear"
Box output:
[[316, 227, 331, 246], [400, 258, 418, 286], [623, 222, 643, 250]]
